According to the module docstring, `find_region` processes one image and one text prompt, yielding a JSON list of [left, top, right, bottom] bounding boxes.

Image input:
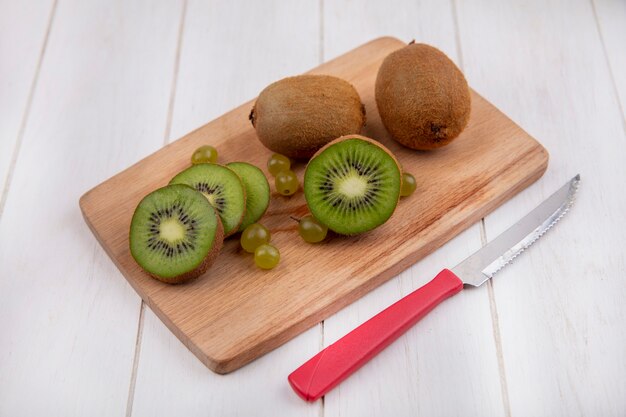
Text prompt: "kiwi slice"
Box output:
[[226, 162, 270, 231], [304, 135, 401, 235], [170, 164, 246, 237], [129, 184, 224, 284]]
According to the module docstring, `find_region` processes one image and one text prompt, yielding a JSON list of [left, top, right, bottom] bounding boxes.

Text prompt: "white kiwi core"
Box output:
[[337, 173, 368, 198], [159, 218, 185, 242]]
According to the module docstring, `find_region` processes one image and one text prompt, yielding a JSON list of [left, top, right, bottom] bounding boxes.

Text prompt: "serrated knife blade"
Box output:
[[289, 175, 580, 402], [454, 174, 580, 286]]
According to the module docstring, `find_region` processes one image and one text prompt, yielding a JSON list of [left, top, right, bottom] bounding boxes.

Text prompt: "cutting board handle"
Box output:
[[288, 269, 463, 401]]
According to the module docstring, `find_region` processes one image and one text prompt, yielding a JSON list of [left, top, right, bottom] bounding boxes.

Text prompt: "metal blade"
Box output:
[[452, 175, 580, 287]]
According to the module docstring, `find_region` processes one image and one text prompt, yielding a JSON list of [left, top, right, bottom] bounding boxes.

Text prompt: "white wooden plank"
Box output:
[[130, 1, 322, 416], [0, 0, 184, 415], [323, 226, 508, 416], [0, 0, 54, 196], [321, 0, 460, 63], [456, 0, 626, 415], [593, 0, 626, 120], [168, 0, 324, 141], [321, 2, 507, 415], [135, 309, 321, 416]]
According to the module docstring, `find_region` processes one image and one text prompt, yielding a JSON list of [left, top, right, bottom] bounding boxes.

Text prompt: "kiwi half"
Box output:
[[375, 42, 471, 150], [170, 164, 246, 237], [304, 135, 401, 235], [250, 75, 366, 159], [226, 162, 270, 231], [129, 184, 224, 284]]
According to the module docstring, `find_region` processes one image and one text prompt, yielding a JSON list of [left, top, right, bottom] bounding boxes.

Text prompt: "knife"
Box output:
[[288, 175, 580, 401]]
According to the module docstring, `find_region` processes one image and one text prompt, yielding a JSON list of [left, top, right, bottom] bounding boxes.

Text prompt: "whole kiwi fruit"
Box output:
[[250, 75, 366, 159], [375, 42, 471, 150]]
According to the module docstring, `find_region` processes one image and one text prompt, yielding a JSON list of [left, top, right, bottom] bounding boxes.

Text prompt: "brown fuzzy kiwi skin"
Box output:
[[149, 214, 224, 285], [305, 134, 403, 231], [250, 75, 366, 159], [309, 134, 401, 172], [375, 43, 471, 150]]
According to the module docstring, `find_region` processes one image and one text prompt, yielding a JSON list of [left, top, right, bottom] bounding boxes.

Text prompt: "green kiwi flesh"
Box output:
[[250, 75, 366, 159], [170, 164, 246, 237], [226, 162, 270, 231], [375, 42, 471, 150], [129, 184, 224, 284], [304, 135, 401, 235]]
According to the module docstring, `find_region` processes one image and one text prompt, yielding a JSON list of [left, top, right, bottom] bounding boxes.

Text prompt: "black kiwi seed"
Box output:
[[169, 164, 246, 237]]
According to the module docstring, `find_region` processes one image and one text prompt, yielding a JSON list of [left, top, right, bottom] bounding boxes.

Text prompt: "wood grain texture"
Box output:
[[130, 1, 322, 416], [1, 2, 622, 415], [80, 36, 548, 374], [322, 3, 509, 416], [0, 0, 184, 415], [457, 0, 626, 415]]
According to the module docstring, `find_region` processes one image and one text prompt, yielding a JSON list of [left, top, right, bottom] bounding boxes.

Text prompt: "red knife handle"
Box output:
[[288, 269, 463, 401]]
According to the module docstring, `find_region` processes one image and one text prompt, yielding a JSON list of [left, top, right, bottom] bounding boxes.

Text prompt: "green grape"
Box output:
[[240, 223, 270, 253], [191, 145, 218, 164], [254, 243, 280, 269], [400, 172, 417, 197], [267, 153, 291, 176], [298, 215, 328, 243], [275, 170, 299, 196]]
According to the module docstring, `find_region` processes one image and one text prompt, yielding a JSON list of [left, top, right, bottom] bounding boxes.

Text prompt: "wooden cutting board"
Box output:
[[80, 37, 548, 374]]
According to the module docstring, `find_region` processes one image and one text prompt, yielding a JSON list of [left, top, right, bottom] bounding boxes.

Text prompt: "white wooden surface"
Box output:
[[1, 1, 624, 416], [0, 0, 54, 204]]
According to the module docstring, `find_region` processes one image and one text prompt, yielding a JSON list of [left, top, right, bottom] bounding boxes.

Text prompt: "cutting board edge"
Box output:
[[78, 36, 407, 207], [189, 143, 549, 373], [77, 36, 552, 375], [79, 139, 548, 375]]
